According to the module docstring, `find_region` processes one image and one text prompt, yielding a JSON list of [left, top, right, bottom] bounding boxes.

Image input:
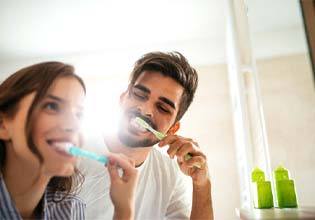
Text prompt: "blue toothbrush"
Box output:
[[65, 145, 108, 165]]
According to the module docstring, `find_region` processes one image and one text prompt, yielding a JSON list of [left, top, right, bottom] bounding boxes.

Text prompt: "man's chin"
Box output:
[[118, 132, 159, 148]]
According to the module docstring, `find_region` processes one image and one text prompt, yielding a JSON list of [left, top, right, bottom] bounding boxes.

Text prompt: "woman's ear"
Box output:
[[167, 121, 180, 135], [0, 114, 10, 141]]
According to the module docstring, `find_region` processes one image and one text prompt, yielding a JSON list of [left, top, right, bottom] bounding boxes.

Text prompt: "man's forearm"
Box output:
[[190, 179, 213, 220]]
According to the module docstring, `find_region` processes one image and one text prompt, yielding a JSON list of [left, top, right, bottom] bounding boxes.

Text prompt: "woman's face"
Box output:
[[3, 76, 85, 177]]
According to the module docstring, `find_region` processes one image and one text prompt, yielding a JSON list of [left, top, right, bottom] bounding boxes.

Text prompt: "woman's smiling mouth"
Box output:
[[47, 140, 75, 158]]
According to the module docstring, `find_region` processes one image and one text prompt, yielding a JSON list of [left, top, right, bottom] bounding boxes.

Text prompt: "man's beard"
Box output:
[[117, 109, 160, 148], [117, 131, 159, 148]]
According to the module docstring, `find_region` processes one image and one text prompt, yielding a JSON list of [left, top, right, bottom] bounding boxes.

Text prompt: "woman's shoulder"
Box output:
[[44, 188, 86, 219], [46, 188, 86, 207]]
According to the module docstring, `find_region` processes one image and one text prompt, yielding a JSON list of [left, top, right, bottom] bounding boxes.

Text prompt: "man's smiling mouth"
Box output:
[[129, 117, 149, 133]]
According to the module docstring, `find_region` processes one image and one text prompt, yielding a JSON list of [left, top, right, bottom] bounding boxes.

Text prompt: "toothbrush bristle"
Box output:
[[64, 143, 72, 152], [135, 117, 150, 129]]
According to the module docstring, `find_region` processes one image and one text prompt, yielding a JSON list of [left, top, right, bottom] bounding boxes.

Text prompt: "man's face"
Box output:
[[118, 71, 184, 148]]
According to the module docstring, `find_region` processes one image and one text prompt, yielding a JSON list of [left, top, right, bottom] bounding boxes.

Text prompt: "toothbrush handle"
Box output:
[[154, 132, 201, 169], [152, 130, 200, 168], [153, 130, 166, 140], [69, 147, 108, 165]]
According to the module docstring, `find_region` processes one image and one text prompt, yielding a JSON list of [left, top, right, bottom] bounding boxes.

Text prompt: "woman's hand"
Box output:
[[106, 153, 139, 220]]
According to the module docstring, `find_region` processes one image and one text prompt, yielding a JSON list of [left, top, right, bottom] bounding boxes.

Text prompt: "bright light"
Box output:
[[81, 79, 126, 149]]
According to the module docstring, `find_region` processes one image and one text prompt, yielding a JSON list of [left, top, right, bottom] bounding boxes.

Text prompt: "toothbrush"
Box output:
[[65, 145, 108, 165], [135, 117, 201, 168], [135, 117, 166, 140]]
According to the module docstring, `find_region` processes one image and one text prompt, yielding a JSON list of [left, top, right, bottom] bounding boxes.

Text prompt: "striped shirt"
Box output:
[[0, 173, 86, 220]]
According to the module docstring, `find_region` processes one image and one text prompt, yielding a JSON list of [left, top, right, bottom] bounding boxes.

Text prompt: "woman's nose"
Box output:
[[62, 110, 81, 132]]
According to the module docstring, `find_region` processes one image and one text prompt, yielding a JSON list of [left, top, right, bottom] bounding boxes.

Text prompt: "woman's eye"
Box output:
[[44, 102, 59, 112]]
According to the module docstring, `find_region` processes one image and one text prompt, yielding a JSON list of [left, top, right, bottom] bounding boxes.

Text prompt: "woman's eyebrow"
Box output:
[[46, 94, 64, 103], [46, 94, 84, 110]]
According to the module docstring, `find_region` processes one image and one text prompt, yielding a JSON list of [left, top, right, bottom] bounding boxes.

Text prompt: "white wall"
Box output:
[[257, 53, 315, 206], [182, 64, 240, 219]]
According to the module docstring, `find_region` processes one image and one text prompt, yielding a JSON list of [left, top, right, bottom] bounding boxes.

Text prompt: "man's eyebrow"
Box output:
[[159, 97, 176, 109], [133, 84, 176, 109], [133, 84, 151, 94]]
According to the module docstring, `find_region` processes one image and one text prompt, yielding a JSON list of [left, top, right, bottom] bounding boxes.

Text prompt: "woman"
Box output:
[[0, 62, 138, 219]]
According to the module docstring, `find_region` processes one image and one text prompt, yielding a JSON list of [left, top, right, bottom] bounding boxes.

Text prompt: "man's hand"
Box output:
[[106, 153, 139, 220], [158, 135, 209, 187], [159, 135, 214, 219]]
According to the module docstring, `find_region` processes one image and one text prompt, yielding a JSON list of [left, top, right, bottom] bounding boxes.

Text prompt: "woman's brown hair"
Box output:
[[0, 61, 86, 201]]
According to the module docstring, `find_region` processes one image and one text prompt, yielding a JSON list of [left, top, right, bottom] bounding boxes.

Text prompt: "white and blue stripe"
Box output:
[[0, 174, 85, 220]]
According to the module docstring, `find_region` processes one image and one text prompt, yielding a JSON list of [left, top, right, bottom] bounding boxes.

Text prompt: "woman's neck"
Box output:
[[3, 148, 50, 218]]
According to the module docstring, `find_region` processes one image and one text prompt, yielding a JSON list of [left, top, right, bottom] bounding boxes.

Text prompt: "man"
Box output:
[[79, 52, 213, 220]]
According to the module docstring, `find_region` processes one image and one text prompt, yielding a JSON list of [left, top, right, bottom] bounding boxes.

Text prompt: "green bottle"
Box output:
[[274, 165, 298, 208], [251, 167, 274, 208]]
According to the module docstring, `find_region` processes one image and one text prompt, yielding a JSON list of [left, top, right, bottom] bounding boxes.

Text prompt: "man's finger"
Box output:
[[158, 134, 178, 147], [167, 139, 186, 158], [175, 142, 195, 158], [184, 156, 206, 169]]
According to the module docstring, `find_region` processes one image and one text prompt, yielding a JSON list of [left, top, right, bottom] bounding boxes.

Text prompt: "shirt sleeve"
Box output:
[[165, 171, 193, 220], [47, 196, 86, 220], [69, 198, 86, 220]]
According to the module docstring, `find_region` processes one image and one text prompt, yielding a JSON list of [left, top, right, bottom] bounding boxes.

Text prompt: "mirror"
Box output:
[[247, 0, 315, 207]]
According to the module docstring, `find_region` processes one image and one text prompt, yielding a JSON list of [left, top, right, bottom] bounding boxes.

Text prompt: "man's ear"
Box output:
[[0, 114, 10, 141], [167, 121, 180, 135]]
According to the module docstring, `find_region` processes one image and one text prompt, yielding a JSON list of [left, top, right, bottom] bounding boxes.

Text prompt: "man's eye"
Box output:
[[133, 91, 146, 100], [158, 105, 170, 113], [44, 102, 59, 112]]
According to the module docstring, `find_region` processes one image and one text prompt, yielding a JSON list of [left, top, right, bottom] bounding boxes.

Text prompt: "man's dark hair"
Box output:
[[129, 51, 198, 121]]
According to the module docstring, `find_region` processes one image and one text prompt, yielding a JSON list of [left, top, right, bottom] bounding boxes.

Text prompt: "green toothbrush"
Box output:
[[135, 117, 166, 140], [135, 117, 201, 168]]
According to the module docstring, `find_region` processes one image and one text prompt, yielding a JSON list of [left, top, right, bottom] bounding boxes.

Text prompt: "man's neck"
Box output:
[[104, 136, 152, 167]]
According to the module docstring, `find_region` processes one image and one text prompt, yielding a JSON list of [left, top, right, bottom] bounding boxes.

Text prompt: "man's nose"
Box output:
[[138, 102, 154, 118]]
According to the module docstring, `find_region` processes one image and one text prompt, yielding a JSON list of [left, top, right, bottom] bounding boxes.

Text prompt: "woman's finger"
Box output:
[[108, 154, 137, 180], [107, 159, 120, 183]]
